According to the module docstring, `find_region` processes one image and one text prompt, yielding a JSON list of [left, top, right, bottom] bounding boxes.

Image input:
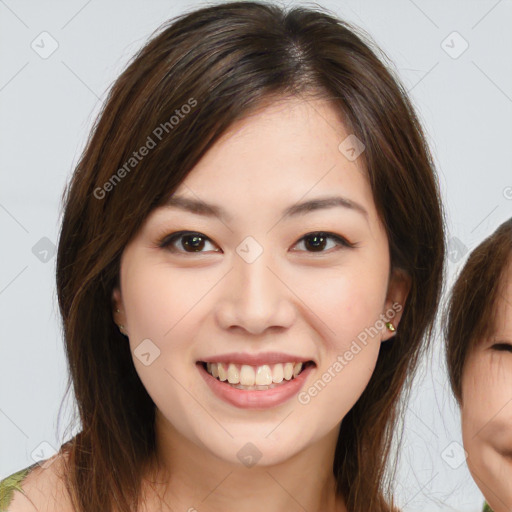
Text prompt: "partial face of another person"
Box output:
[[461, 260, 512, 512], [112, 97, 408, 467]]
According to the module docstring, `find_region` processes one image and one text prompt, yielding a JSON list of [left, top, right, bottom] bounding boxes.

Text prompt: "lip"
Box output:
[[197, 361, 315, 409], [198, 351, 314, 366]]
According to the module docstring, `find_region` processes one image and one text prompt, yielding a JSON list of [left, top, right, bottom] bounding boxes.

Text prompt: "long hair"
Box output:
[[55, 2, 446, 511]]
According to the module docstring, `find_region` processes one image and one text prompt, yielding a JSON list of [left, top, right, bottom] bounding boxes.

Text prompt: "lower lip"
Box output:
[[197, 362, 315, 409]]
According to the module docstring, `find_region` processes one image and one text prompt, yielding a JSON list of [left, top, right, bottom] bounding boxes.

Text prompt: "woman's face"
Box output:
[[461, 261, 512, 512], [112, 97, 409, 467]]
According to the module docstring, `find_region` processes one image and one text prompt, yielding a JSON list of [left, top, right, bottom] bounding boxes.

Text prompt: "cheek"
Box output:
[[296, 270, 387, 413], [122, 256, 215, 344], [120, 260, 207, 427], [462, 358, 512, 464], [461, 371, 493, 448], [124, 266, 177, 337], [120, 257, 202, 401], [304, 265, 388, 349]]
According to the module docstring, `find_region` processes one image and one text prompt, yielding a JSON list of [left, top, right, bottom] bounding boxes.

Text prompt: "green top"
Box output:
[[0, 462, 38, 511], [0, 464, 498, 512]]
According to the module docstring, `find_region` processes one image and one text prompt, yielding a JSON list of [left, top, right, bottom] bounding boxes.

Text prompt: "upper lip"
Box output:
[[198, 352, 315, 366]]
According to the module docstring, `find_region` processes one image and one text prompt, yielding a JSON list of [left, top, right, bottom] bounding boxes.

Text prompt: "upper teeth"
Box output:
[[206, 362, 304, 385]]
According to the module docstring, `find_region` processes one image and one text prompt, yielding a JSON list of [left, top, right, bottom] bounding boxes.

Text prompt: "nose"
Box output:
[[214, 248, 296, 335]]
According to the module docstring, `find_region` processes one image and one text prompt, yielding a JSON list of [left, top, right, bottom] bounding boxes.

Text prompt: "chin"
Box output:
[[200, 429, 309, 468]]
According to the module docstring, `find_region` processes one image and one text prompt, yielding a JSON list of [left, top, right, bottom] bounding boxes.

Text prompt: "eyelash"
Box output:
[[157, 230, 357, 255], [491, 343, 512, 352]]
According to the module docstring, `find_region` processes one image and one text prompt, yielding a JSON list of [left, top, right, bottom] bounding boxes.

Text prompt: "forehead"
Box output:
[[170, 97, 377, 221]]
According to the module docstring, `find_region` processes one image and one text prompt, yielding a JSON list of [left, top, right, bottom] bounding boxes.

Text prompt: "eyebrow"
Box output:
[[164, 194, 369, 222]]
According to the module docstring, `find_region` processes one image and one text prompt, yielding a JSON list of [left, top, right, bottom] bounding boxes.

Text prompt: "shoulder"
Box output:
[[0, 452, 74, 512], [0, 462, 38, 511]]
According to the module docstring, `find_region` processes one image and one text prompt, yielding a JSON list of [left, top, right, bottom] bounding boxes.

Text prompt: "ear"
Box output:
[[111, 285, 128, 335], [381, 267, 411, 342]]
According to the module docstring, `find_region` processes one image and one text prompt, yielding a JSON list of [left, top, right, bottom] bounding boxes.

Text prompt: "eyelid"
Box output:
[[157, 230, 357, 254], [491, 342, 512, 352]]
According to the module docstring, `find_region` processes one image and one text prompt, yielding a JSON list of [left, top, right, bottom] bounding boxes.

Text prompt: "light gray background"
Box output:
[[1, 1, 511, 511]]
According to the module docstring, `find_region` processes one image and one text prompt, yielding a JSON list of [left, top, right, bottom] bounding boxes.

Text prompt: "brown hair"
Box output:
[[54, 2, 445, 511], [445, 217, 512, 405]]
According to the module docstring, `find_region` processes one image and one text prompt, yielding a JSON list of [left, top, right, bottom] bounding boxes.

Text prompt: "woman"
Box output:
[[1, 2, 445, 511], [445, 217, 512, 512]]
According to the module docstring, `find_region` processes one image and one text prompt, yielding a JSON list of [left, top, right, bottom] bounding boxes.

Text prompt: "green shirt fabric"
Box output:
[[0, 462, 39, 511], [0, 464, 498, 512]]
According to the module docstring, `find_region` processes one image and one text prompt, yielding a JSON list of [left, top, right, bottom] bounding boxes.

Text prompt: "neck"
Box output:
[[141, 409, 348, 512]]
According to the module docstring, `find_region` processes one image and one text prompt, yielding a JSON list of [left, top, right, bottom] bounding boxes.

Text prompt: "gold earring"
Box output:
[[115, 308, 127, 336], [385, 322, 396, 333]]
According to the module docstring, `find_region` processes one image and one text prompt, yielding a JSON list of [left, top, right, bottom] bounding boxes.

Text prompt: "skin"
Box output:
[[6, 453, 70, 511], [112, 96, 410, 512], [461, 260, 512, 512]]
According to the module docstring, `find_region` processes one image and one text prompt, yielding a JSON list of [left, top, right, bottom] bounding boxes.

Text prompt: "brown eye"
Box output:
[[292, 232, 356, 253], [159, 231, 218, 253], [157, 230, 356, 255]]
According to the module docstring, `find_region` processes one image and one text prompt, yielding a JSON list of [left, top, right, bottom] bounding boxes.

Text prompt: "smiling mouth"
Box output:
[[198, 360, 315, 390]]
